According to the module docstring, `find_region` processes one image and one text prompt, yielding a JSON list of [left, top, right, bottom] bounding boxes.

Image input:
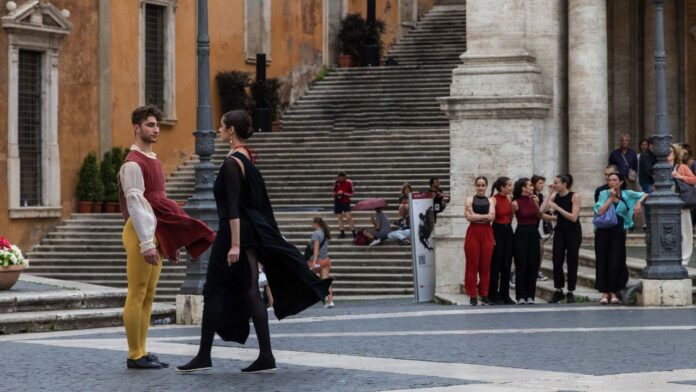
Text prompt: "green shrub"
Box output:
[[77, 152, 104, 202], [251, 78, 283, 121], [216, 70, 251, 113], [338, 14, 386, 64], [111, 146, 126, 170], [101, 151, 118, 202]]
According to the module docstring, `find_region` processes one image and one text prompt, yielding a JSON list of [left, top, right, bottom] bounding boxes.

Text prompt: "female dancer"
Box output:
[[512, 178, 541, 304], [464, 176, 495, 305], [541, 175, 582, 303], [177, 110, 332, 373], [488, 177, 515, 305], [594, 173, 646, 304], [308, 217, 334, 308]]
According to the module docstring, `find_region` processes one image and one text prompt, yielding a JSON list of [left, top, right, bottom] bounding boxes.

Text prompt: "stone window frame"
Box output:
[[139, 0, 177, 125], [244, 0, 272, 64], [2, 1, 72, 219]]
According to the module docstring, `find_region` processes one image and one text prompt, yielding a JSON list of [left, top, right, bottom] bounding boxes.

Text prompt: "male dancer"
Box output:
[[119, 106, 215, 369]]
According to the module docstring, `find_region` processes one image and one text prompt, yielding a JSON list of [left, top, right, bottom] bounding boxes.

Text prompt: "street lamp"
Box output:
[[180, 0, 218, 295], [642, 0, 688, 280]]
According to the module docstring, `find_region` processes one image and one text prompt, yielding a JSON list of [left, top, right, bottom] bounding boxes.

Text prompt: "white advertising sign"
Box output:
[[409, 192, 435, 302]]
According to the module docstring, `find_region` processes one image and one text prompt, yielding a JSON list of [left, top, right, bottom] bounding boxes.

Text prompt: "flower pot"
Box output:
[[0, 265, 24, 290], [105, 202, 119, 213], [77, 201, 93, 213], [92, 202, 104, 213], [338, 54, 354, 68]]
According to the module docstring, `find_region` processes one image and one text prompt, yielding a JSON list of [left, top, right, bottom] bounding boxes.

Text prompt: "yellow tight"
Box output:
[[122, 218, 162, 360]]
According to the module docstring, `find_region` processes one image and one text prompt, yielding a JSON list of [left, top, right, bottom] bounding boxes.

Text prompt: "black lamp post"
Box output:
[[180, 0, 218, 294], [642, 0, 688, 279], [362, 0, 379, 66]]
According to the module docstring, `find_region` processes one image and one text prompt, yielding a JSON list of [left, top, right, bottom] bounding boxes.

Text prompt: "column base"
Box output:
[[432, 208, 466, 294], [639, 279, 692, 306], [176, 294, 204, 325]]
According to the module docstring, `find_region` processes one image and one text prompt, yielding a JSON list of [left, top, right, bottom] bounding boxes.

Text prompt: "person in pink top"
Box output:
[[670, 144, 696, 266]]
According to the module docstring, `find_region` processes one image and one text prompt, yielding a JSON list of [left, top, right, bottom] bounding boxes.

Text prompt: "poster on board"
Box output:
[[409, 192, 435, 302]]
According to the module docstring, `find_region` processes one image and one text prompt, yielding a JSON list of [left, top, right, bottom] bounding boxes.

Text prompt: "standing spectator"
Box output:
[[670, 144, 696, 266], [464, 176, 495, 306], [333, 172, 356, 238], [531, 175, 549, 282], [429, 177, 449, 220], [363, 207, 390, 246], [595, 164, 621, 203], [639, 139, 657, 194], [489, 177, 515, 305], [608, 133, 639, 190], [540, 175, 582, 304], [594, 173, 646, 304], [512, 178, 541, 305], [308, 217, 334, 308]]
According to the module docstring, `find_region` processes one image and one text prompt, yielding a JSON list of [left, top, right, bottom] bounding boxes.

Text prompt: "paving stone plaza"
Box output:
[[4, 299, 696, 391]]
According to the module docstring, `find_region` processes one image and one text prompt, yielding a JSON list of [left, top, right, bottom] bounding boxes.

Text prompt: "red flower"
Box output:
[[0, 236, 11, 249]]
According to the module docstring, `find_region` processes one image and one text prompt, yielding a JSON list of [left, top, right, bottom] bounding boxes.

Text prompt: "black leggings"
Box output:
[[489, 223, 513, 301], [552, 225, 582, 291], [514, 225, 540, 300], [197, 249, 272, 361]]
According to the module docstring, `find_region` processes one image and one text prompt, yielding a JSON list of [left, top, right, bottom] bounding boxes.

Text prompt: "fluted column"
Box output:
[[568, 1, 608, 206]]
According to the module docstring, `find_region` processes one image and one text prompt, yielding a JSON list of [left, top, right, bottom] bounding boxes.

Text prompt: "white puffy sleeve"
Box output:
[[119, 162, 157, 253]]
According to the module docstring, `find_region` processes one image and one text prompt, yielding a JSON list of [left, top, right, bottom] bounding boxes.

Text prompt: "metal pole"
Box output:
[[180, 0, 218, 294], [642, 0, 687, 279]]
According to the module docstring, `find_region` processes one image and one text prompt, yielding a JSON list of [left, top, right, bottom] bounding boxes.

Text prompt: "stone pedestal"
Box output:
[[639, 279, 692, 306], [176, 294, 204, 325], [432, 207, 466, 293]]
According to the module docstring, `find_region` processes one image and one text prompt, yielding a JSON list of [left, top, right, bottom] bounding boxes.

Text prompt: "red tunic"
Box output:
[[119, 150, 216, 260]]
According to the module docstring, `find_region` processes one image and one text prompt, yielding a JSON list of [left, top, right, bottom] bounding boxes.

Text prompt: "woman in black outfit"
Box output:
[[177, 110, 332, 373], [540, 174, 582, 304], [512, 178, 541, 304]]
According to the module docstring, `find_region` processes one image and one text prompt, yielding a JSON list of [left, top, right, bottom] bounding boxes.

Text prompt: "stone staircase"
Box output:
[[25, 3, 465, 303]]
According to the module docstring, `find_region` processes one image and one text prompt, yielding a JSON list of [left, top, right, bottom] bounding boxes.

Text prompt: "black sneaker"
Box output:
[[502, 297, 516, 305], [241, 356, 276, 373], [566, 292, 576, 303], [549, 290, 565, 304], [352, 230, 357, 238], [127, 357, 163, 369], [176, 356, 212, 373], [146, 353, 169, 368], [340, 231, 345, 238], [469, 297, 478, 306], [480, 297, 493, 305]]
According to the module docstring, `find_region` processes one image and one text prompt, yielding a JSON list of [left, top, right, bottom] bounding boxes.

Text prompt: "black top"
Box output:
[[638, 150, 657, 185], [472, 195, 489, 215], [206, 152, 332, 344], [553, 192, 580, 231]]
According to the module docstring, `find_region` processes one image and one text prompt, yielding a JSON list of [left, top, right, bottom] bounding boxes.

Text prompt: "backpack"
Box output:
[[353, 231, 369, 246]]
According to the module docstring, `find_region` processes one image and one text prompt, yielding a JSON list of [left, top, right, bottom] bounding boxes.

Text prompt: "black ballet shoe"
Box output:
[[241, 356, 276, 373], [127, 356, 163, 369], [176, 356, 212, 373], [146, 352, 169, 368]]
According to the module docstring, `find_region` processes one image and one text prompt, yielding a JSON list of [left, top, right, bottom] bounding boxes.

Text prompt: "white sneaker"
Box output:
[[526, 298, 535, 305], [325, 302, 335, 309], [369, 238, 382, 246], [517, 299, 526, 305]]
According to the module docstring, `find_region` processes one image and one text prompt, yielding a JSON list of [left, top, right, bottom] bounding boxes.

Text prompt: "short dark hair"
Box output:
[[131, 106, 163, 125], [556, 174, 574, 189], [429, 177, 439, 186], [337, 172, 347, 178], [531, 175, 546, 186]]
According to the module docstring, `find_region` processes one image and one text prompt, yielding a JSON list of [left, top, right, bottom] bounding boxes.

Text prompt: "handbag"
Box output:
[[675, 179, 696, 209], [621, 153, 638, 182], [542, 220, 553, 235], [304, 236, 327, 261], [593, 202, 618, 229]]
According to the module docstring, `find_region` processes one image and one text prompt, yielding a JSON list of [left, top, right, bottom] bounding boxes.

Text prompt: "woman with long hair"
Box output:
[[308, 217, 334, 308], [177, 110, 332, 373], [512, 178, 541, 304], [464, 176, 495, 305], [488, 177, 515, 305], [540, 174, 582, 303], [670, 144, 696, 266], [594, 173, 646, 304]]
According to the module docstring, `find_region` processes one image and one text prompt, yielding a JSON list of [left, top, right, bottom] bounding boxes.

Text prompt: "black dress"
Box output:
[[203, 151, 332, 344]]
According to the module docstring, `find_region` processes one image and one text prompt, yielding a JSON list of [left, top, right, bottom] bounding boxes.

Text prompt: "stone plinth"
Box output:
[[639, 279, 692, 306], [432, 207, 466, 293], [176, 294, 204, 325]]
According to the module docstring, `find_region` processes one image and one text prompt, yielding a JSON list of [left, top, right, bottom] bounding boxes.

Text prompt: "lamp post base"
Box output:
[[176, 294, 204, 325], [639, 279, 692, 306]]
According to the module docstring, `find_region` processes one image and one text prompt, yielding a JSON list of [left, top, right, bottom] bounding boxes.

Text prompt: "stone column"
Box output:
[[435, 0, 552, 294], [568, 0, 608, 228]]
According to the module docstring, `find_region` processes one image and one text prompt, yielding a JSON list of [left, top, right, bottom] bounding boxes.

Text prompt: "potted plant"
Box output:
[[101, 151, 119, 213], [110, 147, 127, 213], [0, 236, 28, 290], [338, 14, 366, 67], [76, 152, 104, 213], [216, 70, 251, 113], [251, 78, 283, 132]]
